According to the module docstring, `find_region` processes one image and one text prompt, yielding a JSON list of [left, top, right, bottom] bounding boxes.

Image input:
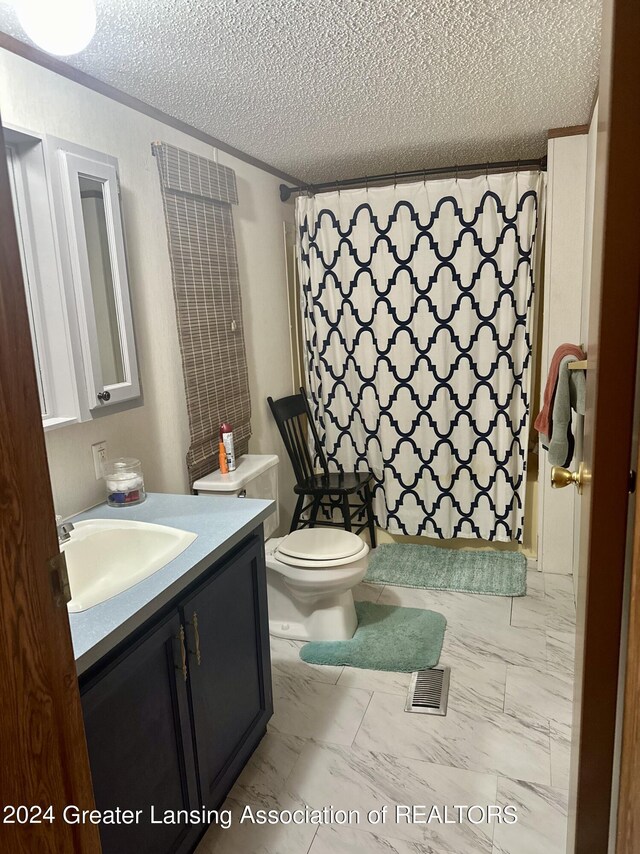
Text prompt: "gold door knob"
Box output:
[[550, 462, 590, 494]]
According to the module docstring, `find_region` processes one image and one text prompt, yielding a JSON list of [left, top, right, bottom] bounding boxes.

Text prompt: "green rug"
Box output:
[[365, 543, 527, 597], [299, 601, 446, 672]]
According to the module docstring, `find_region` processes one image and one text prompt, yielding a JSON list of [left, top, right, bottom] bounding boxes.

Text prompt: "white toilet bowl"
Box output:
[[265, 529, 369, 642]]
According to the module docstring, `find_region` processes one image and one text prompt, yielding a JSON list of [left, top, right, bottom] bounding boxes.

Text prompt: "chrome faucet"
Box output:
[[56, 514, 75, 544]]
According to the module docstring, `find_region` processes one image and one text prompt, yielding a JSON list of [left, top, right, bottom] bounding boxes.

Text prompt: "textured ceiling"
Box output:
[[0, 0, 602, 183]]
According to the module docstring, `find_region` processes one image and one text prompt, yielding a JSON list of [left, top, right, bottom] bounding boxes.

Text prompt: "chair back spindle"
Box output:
[[267, 389, 329, 485]]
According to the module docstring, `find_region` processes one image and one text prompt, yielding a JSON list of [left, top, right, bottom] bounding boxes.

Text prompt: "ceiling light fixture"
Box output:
[[15, 0, 96, 56]]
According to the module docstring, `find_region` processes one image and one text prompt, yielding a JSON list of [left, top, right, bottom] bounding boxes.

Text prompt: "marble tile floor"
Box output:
[[196, 571, 576, 854]]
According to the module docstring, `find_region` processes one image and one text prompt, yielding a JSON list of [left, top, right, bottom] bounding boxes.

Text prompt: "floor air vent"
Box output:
[[405, 667, 450, 716]]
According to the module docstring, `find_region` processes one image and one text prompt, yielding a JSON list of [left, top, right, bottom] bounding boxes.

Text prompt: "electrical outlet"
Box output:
[[91, 441, 107, 480]]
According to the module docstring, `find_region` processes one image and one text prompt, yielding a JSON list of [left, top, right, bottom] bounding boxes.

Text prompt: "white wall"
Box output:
[[579, 105, 599, 402], [0, 49, 297, 526], [572, 102, 598, 599], [538, 131, 589, 575]]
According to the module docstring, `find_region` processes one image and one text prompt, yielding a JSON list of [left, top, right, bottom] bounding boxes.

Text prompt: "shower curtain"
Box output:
[[297, 171, 544, 542]]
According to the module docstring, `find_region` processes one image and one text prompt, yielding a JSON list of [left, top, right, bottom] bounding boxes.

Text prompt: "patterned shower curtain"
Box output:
[[297, 172, 545, 542]]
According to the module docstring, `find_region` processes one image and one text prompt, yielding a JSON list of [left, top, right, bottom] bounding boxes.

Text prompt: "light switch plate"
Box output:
[[91, 441, 107, 480]]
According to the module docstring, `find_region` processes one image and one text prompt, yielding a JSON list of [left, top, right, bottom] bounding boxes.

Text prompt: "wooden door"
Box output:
[[181, 536, 272, 807], [568, 0, 640, 850], [0, 118, 100, 851], [613, 4, 640, 845], [617, 444, 640, 852], [81, 612, 199, 854]]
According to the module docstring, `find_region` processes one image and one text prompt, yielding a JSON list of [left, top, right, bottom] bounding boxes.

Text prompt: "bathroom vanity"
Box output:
[[68, 494, 274, 854]]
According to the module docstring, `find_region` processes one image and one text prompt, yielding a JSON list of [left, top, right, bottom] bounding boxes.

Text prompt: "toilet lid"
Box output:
[[278, 529, 365, 562], [274, 539, 369, 569]]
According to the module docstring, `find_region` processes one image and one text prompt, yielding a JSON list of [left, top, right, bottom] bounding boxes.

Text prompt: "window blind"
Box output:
[[153, 142, 251, 484]]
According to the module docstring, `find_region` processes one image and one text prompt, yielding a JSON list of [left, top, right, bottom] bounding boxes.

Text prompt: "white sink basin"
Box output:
[[62, 519, 197, 612]]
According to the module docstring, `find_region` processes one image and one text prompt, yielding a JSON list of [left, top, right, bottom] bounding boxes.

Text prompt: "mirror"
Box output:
[[78, 175, 125, 387]]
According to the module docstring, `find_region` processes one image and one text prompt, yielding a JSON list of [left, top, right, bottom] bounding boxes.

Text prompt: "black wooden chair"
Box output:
[[267, 389, 376, 547]]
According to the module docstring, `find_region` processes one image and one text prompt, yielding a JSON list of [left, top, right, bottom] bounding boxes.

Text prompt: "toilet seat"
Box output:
[[275, 529, 369, 568]]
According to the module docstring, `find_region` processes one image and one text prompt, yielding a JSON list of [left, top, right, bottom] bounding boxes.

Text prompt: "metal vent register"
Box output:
[[405, 667, 450, 715]]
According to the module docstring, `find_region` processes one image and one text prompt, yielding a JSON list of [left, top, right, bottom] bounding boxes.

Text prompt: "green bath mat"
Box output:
[[299, 601, 446, 672], [365, 543, 527, 597]]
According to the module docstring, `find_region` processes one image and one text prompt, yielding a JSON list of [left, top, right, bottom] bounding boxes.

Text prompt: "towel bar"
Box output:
[[568, 360, 588, 371]]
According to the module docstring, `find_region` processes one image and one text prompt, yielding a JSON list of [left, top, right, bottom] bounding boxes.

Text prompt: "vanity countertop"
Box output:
[[68, 492, 274, 676]]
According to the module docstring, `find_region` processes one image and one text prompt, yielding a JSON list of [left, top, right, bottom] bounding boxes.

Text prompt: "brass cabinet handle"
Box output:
[[176, 624, 188, 682], [193, 612, 201, 665]]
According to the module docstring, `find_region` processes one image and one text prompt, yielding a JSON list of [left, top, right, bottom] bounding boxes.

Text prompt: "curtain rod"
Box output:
[[279, 155, 547, 202]]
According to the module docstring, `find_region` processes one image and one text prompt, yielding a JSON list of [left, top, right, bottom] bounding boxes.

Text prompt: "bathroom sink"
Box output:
[[62, 519, 197, 612]]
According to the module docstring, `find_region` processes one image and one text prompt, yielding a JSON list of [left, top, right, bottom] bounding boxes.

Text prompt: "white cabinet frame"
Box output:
[[4, 126, 80, 429], [4, 129, 141, 426]]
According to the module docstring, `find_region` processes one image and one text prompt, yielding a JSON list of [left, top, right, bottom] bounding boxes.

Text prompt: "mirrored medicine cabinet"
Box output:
[[5, 127, 140, 429]]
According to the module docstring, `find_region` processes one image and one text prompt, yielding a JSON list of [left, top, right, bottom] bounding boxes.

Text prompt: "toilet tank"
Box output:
[[192, 454, 280, 538]]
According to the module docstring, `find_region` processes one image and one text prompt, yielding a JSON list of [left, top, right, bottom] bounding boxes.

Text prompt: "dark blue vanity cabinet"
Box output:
[[80, 533, 272, 854], [81, 611, 198, 854], [180, 538, 272, 807]]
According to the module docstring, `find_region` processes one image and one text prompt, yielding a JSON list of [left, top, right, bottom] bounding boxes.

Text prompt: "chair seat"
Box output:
[[294, 471, 373, 495]]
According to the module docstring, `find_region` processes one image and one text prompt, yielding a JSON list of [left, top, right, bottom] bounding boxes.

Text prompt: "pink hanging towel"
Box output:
[[534, 343, 586, 438]]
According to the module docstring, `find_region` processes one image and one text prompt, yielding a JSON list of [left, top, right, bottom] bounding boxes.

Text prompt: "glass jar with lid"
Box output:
[[102, 457, 146, 507]]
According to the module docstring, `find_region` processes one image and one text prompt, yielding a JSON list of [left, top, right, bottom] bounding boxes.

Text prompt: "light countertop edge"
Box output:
[[67, 493, 275, 676]]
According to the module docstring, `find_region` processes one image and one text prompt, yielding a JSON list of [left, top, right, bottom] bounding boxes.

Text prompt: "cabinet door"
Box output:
[[81, 612, 198, 854], [182, 536, 273, 806], [49, 136, 141, 412]]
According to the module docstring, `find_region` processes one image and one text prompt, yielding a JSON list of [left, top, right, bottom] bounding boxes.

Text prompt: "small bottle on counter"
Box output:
[[219, 441, 229, 474], [220, 422, 236, 471], [103, 458, 146, 507]]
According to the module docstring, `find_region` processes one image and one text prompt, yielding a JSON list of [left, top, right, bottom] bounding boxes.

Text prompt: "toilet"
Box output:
[[193, 454, 369, 641], [265, 529, 368, 641]]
